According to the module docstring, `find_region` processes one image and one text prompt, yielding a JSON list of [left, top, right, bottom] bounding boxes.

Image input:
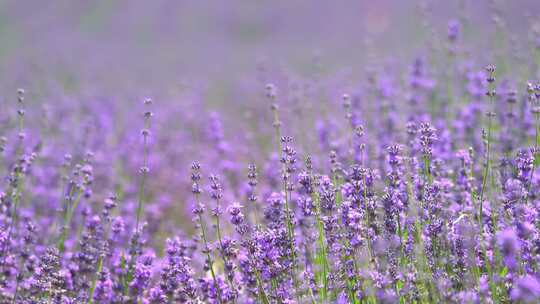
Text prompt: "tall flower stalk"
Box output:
[[209, 174, 237, 303], [135, 98, 153, 231], [265, 83, 300, 298], [478, 65, 496, 229], [57, 158, 93, 253], [192, 163, 222, 303], [1, 89, 27, 257], [124, 98, 153, 299], [526, 82, 540, 201], [87, 195, 118, 304]]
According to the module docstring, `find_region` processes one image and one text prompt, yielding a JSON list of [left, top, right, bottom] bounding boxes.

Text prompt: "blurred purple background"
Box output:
[[1, 0, 539, 97]]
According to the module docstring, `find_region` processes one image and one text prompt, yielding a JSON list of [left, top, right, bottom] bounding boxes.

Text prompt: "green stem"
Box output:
[[87, 256, 103, 304], [1, 92, 26, 265], [57, 189, 83, 253], [214, 198, 237, 304], [198, 210, 222, 304], [135, 118, 150, 231], [407, 154, 437, 302], [254, 269, 270, 304], [311, 189, 329, 302], [363, 173, 373, 260], [525, 113, 539, 204], [479, 77, 496, 231], [271, 103, 300, 299]]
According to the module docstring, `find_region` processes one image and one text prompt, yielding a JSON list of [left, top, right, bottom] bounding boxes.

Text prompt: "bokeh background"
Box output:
[[1, 0, 539, 98]]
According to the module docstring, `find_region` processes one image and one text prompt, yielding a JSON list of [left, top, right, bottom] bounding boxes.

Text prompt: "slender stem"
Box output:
[[198, 212, 222, 303], [125, 103, 153, 297], [50, 162, 70, 235], [57, 188, 83, 253], [135, 117, 150, 231], [311, 187, 329, 301], [270, 97, 300, 299], [406, 153, 437, 302], [195, 191, 222, 303], [88, 196, 120, 303], [214, 197, 237, 304], [333, 173, 359, 303], [87, 256, 103, 304], [254, 268, 270, 304], [1, 90, 27, 264], [119, 106, 153, 299], [479, 71, 496, 229], [11, 247, 26, 304], [423, 156, 432, 184], [526, 113, 539, 203], [363, 173, 373, 260], [236, 203, 270, 303]]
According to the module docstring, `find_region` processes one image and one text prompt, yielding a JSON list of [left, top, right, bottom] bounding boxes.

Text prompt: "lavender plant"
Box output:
[[2, 2, 540, 304]]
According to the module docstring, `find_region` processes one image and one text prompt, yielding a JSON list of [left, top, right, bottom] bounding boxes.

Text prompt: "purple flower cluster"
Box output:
[[2, 7, 540, 304]]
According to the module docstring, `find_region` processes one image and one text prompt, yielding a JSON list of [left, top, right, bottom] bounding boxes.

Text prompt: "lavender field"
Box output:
[[2, 1, 540, 303]]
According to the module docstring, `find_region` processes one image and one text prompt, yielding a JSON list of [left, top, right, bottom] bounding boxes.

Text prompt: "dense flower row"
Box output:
[[2, 17, 540, 304]]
